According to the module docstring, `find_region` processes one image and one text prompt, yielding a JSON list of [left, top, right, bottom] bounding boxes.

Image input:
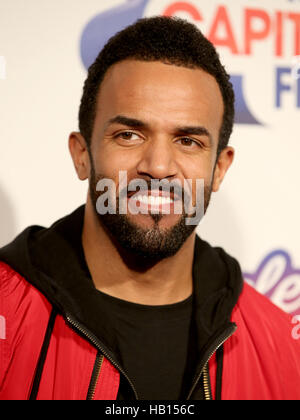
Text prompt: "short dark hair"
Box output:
[[79, 16, 235, 154]]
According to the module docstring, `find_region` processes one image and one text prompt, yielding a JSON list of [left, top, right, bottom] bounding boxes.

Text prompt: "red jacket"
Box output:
[[0, 207, 299, 400]]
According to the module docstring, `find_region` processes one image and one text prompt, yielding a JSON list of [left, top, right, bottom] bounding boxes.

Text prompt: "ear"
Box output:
[[68, 132, 90, 181], [212, 146, 235, 192]]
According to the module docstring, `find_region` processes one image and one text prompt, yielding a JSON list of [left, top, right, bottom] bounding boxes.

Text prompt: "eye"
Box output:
[[116, 131, 141, 141], [176, 137, 201, 148]]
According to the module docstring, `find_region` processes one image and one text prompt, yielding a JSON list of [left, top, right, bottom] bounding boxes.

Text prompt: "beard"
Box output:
[[89, 161, 213, 262]]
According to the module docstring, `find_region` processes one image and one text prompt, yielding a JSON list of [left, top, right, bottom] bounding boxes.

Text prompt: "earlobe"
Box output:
[[68, 132, 90, 181], [212, 147, 235, 192]]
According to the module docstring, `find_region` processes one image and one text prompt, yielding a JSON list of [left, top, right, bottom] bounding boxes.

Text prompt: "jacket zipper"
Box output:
[[187, 323, 237, 401], [202, 365, 212, 400], [87, 353, 104, 400], [66, 314, 139, 400], [67, 314, 236, 401]]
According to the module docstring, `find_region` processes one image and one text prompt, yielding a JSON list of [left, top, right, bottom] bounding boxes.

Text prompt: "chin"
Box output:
[[127, 212, 183, 230], [97, 210, 196, 262]]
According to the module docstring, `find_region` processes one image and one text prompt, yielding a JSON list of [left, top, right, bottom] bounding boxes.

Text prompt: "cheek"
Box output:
[[180, 159, 215, 204], [92, 146, 140, 192], [93, 141, 125, 171], [181, 157, 214, 187]]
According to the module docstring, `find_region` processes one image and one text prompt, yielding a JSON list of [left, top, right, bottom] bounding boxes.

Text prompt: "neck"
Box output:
[[82, 198, 195, 306]]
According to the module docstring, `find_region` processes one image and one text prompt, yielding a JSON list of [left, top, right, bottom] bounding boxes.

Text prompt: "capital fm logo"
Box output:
[[80, 0, 300, 126]]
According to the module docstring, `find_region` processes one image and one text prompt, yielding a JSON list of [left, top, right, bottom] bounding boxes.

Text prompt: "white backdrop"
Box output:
[[0, 0, 299, 316]]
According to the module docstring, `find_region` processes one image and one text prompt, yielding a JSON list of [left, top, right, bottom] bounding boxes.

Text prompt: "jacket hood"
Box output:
[[0, 205, 244, 385]]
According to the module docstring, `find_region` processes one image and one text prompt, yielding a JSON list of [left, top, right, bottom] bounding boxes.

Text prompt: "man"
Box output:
[[0, 16, 299, 401]]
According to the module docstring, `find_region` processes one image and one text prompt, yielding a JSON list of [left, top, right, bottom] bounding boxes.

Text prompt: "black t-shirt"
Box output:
[[94, 289, 194, 400]]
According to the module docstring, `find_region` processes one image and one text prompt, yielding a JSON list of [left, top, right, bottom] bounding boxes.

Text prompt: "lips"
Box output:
[[127, 189, 181, 201], [126, 189, 182, 214], [131, 194, 175, 206]]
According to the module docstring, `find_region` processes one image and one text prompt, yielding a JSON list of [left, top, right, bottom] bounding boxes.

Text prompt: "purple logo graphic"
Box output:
[[230, 75, 262, 125], [80, 0, 149, 71], [244, 250, 300, 316], [79, 0, 261, 126]]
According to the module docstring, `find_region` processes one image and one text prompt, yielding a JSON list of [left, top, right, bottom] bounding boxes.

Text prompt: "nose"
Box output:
[[136, 137, 179, 181]]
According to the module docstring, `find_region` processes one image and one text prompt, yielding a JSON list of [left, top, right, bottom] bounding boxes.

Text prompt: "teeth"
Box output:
[[132, 194, 174, 205]]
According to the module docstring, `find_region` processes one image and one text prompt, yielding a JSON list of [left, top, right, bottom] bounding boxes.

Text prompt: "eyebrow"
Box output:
[[105, 115, 146, 130], [105, 114, 213, 145], [175, 126, 212, 144]]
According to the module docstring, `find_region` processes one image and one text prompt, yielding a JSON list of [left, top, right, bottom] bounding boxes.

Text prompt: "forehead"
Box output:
[[95, 60, 224, 143]]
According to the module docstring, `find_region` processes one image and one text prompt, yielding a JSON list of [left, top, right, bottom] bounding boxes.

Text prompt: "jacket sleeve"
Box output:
[[0, 262, 25, 388], [0, 261, 54, 399], [227, 283, 300, 400], [0, 262, 11, 387]]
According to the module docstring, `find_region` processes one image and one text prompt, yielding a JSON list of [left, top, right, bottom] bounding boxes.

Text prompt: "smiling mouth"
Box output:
[[126, 190, 183, 214], [132, 194, 174, 206]]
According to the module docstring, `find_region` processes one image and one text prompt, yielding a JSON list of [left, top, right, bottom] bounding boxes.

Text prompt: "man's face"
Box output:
[[83, 60, 232, 259]]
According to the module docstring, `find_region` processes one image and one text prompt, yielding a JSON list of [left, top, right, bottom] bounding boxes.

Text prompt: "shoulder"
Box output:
[[0, 261, 29, 305], [0, 260, 51, 313], [0, 261, 52, 396], [220, 283, 300, 399], [234, 281, 295, 329], [232, 282, 298, 345], [0, 260, 52, 333], [232, 282, 300, 390], [0, 261, 40, 307], [0, 261, 52, 344]]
